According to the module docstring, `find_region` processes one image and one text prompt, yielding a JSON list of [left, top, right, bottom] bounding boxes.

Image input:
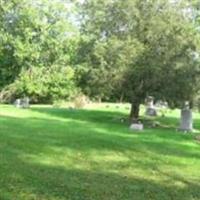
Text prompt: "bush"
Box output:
[[73, 94, 89, 109], [0, 65, 78, 104]]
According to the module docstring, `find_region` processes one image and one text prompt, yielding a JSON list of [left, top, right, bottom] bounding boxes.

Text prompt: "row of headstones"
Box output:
[[131, 97, 193, 132], [130, 108, 192, 132], [13, 96, 192, 132], [14, 97, 30, 108]]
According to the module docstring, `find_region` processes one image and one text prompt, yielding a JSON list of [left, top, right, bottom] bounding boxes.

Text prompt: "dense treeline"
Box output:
[[1, 0, 200, 120], [0, 0, 79, 103]]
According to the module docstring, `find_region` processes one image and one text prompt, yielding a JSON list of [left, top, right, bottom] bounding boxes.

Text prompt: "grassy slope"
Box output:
[[0, 104, 200, 200]]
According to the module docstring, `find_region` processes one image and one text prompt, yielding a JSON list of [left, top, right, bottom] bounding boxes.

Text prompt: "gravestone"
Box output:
[[130, 122, 144, 131], [145, 96, 157, 116], [179, 109, 193, 132], [155, 100, 168, 109], [155, 100, 168, 117], [21, 97, 30, 108], [14, 99, 21, 108], [14, 97, 30, 108]]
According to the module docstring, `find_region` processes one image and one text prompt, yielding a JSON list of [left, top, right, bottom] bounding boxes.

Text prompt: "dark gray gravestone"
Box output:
[[146, 107, 157, 116], [179, 109, 193, 132], [21, 97, 30, 108]]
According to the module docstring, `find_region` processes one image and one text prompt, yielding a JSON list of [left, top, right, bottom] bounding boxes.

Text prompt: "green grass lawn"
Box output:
[[0, 104, 200, 200]]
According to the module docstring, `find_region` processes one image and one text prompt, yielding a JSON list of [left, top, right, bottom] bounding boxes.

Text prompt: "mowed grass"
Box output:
[[0, 104, 200, 200]]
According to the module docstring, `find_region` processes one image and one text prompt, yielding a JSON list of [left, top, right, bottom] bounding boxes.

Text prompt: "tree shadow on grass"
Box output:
[[30, 106, 192, 131], [0, 114, 200, 164], [30, 106, 199, 141], [0, 111, 199, 153], [0, 158, 200, 200], [31, 107, 124, 124], [1, 111, 200, 200]]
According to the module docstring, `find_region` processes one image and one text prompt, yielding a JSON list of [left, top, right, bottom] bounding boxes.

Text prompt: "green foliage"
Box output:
[[0, 0, 78, 89], [73, 93, 89, 108], [78, 0, 200, 118], [1, 66, 77, 103], [76, 36, 144, 101], [1, 0, 200, 112]]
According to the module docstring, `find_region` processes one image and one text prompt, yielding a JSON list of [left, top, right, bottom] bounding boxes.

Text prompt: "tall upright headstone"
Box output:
[[179, 109, 193, 132], [14, 99, 21, 108], [21, 97, 30, 108], [14, 97, 30, 108], [179, 102, 193, 132], [145, 96, 157, 116]]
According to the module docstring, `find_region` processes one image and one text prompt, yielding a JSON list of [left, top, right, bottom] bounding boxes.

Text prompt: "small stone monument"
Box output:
[[14, 99, 21, 108], [179, 109, 193, 132], [145, 96, 157, 116], [130, 121, 144, 131], [14, 97, 30, 108], [155, 100, 168, 117], [21, 97, 30, 108], [179, 102, 193, 132]]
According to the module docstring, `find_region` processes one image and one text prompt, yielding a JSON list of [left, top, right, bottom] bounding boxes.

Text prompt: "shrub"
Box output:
[[73, 94, 89, 109], [0, 65, 78, 103]]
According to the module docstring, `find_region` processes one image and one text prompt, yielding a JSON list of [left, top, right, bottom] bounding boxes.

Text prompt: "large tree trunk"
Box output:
[[130, 101, 140, 123]]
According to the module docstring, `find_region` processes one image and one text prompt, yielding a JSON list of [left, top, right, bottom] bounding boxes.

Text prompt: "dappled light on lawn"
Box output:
[[0, 105, 200, 199]]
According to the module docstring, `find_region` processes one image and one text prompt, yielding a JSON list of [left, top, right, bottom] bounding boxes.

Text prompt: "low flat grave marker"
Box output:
[[130, 122, 144, 131]]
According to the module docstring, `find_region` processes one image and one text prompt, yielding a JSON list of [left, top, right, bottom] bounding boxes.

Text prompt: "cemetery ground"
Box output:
[[0, 104, 200, 200]]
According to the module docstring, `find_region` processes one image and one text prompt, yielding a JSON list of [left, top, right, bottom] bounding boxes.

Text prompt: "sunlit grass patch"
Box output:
[[0, 104, 200, 200]]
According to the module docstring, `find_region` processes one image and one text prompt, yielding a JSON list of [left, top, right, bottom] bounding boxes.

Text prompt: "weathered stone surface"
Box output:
[[145, 107, 157, 116], [155, 100, 168, 109], [130, 123, 144, 131], [145, 96, 157, 116], [14, 97, 30, 108], [179, 109, 193, 132], [21, 97, 30, 108], [14, 99, 21, 108]]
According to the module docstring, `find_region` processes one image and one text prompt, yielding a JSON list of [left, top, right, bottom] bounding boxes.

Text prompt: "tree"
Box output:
[[1, 65, 77, 103], [79, 0, 200, 121], [0, 0, 77, 88]]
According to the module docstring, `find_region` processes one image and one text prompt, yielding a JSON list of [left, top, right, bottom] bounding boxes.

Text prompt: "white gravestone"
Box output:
[[14, 97, 30, 108], [130, 123, 144, 131], [14, 99, 21, 108], [179, 109, 193, 132]]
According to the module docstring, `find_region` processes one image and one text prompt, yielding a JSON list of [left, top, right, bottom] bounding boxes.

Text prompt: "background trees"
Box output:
[[0, 0, 78, 103], [78, 0, 200, 120], [0, 0, 200, 119]]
